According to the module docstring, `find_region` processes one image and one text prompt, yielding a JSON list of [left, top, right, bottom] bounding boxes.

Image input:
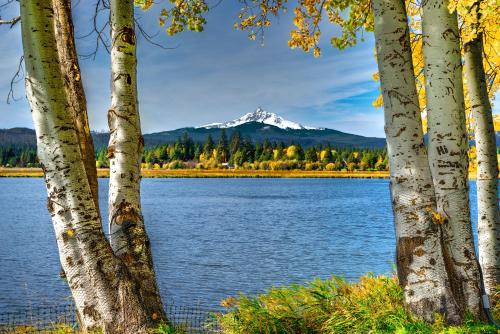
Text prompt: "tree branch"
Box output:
[[77, 0, 110, 60], [0, 0, 19, 9], [7, 55, 24, 104], [134, 17, 178, 50], [0, 15, 20, 28]]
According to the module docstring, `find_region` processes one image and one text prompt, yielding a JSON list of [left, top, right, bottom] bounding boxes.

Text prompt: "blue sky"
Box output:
[[2, 2, 397, 137]]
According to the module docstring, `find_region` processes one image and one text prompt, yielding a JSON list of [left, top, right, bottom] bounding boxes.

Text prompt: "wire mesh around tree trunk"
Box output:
[[0, 303, 220, 333]]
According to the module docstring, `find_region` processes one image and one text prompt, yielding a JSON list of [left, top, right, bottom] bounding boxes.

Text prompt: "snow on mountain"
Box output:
[[197, 108, 322, 130]]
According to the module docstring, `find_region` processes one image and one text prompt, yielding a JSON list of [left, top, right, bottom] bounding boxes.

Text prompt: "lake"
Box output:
[[0, 178, 481, 313]]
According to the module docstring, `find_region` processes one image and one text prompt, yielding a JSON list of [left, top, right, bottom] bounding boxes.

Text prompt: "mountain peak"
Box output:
[[198, 108, 321, 130]]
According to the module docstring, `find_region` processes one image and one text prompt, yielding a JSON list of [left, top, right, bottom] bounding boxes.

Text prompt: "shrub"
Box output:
[[184, 160, 197, 169], [258, 161, 270, 170], [325, 163, 336, 171], [346, 162, 356, 172], [215, 275, 496, 334], [206, 160, 219, 169], [154, 322, 187, 334], [168, 160, 185, 169], [242, 162, 253, 170]]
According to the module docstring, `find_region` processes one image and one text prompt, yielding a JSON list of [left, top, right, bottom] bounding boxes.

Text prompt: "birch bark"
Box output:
[[20, 1, 153, 332], [421, 0, 484, 317], [372, 0, 461, 322], [108, 0, 166, 322], [52, 0, 99, 210], [464, 30, 500, 295]]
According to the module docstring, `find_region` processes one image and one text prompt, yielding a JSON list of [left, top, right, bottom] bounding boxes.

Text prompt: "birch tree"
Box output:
[[52, 0, 99, 211], [108, 0, 166, 321], [462, 2, 500, 295], [421, 0, 483, 317], [20, 0, 163, 331], [224, 0, 498, 322], [371, 0, 460, 322]]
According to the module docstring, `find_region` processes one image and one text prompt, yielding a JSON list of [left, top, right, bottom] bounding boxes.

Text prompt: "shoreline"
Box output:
[[0, 168, 391, 179]]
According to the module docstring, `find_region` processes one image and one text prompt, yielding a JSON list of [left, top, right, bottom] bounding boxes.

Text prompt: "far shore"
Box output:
[[0, 168, 392, 179], [0, 168, 488, 179]]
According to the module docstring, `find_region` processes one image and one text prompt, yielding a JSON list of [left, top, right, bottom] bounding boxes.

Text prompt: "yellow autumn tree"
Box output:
[[230, 0, 500, 129]]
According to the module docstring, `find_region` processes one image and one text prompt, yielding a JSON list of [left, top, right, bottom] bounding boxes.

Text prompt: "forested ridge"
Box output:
[[0, 120, 387, 150]]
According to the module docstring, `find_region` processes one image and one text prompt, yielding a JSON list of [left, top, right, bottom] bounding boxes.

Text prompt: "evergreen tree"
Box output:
[[260, 139, 273, 161], [159, 146, 169, 162], [180, 132, 195, 160], [275, 142, 285, 160], [242, 136, 255, 163], [229, 131, 241, 156], [295, 143, 305, 161], [203, 134, 215, 159], [254, 142, 263, 162], [321, 145, 333, 163], [194, 143, 202, 160], [305, 147, 317, 162], [216, 129, 229, 163], [232, 150, 246, 167]]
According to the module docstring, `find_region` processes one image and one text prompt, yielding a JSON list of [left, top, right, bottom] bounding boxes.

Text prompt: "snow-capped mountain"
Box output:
[[198, 108, 322, 130], [0, 109, 388, 151]]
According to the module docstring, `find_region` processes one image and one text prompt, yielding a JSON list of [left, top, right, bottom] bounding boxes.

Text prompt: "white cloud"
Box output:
[[0, 2, 384, 137]]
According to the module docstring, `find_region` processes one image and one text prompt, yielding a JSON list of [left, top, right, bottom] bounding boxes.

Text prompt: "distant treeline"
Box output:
[[101, 130, 389, 171], [5, 130, 499, 172], [2, 131, 389, 171], [0, 146, 39, 167]]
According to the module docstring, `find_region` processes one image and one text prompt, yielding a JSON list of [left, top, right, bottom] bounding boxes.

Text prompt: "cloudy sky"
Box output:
[[0, 1, 457, 138]]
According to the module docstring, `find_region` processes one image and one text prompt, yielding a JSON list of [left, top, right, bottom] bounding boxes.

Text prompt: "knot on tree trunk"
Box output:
[[111, 201, 142, 226], [117, 26, 136, 46], [396, 236, 425, 288]]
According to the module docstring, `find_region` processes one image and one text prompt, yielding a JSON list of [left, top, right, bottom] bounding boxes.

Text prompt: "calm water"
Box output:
[[0, 178, 480, 312]]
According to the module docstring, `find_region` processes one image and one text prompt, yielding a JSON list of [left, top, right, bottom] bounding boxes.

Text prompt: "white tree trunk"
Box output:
[[372, 0, 460, 323], [52, 0, 99, 211], [108, 0, 166, 322], [464, 32, 500, 296], [20, 1, 152, 332], [422, 0, 484, 318]]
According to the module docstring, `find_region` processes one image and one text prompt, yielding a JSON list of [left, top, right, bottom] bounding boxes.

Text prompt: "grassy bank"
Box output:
[[5, 275, 498, 333], [0, 168, 487, 179], [215, 275, 497, 334], [0, 168, 390, 178]]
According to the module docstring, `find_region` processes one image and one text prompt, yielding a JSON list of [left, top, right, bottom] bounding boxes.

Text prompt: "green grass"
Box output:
[[214, 275, 497, 334], [5, 324, 80, 333], [153, 322, 187, 334], [6, 275, 499, 333], [6, 322, 186, 334]]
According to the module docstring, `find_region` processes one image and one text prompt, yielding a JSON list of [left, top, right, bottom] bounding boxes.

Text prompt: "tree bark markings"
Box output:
[[464, 25, 500, 295], [20, 1, 156, 332], [372, 0, 460, 323], [52, 0, 99, 211], [108, 0, 166, 323], [422, 0, 484, 317]]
